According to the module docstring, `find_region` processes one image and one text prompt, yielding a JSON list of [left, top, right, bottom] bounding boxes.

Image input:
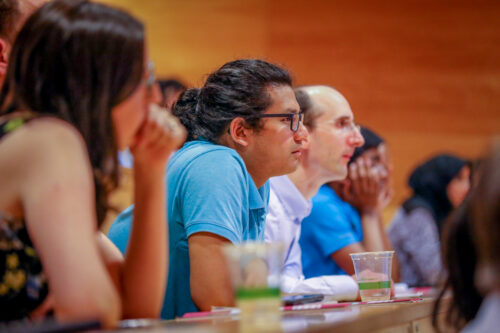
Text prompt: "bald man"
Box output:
[[0, 0, 43, 87], [265, 85, 364, 299]]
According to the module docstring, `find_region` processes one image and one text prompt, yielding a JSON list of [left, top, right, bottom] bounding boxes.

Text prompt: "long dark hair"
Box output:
[[0, 0, 145, 225], [173, 59, 292, 142], [432, 196, 483, 331], [471, 142, 500, 292]]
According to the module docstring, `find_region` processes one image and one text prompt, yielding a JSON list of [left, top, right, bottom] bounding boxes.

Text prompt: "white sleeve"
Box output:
[[264, 190, 281, 243], [265, 187, 358, 300], [280, 274, 358, 301], [281, 228, 304, 280], [265, 190, 303, 280]]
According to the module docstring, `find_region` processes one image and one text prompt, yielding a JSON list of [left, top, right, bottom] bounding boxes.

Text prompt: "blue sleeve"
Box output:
[[107, 205, 135, 254], [179, 150, 248, 244], [306, 200, 358, 257]]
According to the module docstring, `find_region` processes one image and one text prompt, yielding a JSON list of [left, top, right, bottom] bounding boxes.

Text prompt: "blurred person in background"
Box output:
[[460, 141, 500, 332], [432, 195, 483, 332], [0, 0, 185, 326], [265, 85, 364, 300], [300, 126, 396, 278], [388, 154, 470, 287], [158, 78, 186, 110]]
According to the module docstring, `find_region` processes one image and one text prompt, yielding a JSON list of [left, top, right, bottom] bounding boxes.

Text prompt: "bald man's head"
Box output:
[[294, 85, 348, 131], [293, 85, 364, 181]]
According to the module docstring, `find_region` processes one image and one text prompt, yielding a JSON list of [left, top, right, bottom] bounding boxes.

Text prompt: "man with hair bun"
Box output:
[[108, 59, 308, 319]]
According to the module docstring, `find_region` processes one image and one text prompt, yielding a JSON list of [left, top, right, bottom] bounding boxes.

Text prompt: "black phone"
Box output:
[[282, 294, 324, 306]]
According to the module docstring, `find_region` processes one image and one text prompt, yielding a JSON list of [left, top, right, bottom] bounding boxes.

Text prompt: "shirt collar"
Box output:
[[248, 175, 267, 211], [270, 175, 312, 222]]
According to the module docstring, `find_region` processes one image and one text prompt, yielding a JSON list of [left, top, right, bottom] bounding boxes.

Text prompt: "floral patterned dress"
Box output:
[[0, 115, 49, 321]]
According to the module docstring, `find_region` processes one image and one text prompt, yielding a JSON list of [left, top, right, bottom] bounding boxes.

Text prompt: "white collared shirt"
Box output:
[[265, 175, 358, 300]]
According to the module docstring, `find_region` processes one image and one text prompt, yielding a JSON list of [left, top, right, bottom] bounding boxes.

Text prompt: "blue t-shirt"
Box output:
[[107, 139, 269, 319], [299, 184, 362, 277]]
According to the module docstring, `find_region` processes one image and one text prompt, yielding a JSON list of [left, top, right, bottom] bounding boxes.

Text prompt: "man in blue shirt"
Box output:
[[108, 59, 308, 318], [300, 127, 396, 277], [300, 184, 364, 277]]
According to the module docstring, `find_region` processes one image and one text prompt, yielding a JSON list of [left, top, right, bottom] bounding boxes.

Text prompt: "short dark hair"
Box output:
[[0, 0, 20, 40], [173, 59, 292, 142], [294, 88, 316, 129], [158, 78, 186, 94], [0, 0, 145, 225], [350, 126, 385, 163], [158, 78, 186, 108]]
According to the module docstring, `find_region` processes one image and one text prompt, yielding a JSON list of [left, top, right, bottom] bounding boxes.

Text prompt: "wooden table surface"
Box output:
[[111, 297, 447, 333]]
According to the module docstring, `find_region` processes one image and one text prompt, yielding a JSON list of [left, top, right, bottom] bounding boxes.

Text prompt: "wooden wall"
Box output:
[[99, 0, 500, 228]]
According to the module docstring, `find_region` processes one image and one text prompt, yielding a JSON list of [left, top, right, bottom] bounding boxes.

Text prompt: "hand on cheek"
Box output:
[[130, 104, 186, 169], [346, 158, 382, 213]]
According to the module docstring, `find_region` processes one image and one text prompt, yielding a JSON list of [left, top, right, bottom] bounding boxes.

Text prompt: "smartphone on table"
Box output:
[[282, 294, 324, 306]]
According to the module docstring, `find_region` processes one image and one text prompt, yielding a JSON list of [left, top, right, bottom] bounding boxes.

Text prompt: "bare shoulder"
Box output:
[[0, 116, 94, 218], [4, 117, 87, 165], [0, 117, 93, 189], [22, 117, 86, 153]]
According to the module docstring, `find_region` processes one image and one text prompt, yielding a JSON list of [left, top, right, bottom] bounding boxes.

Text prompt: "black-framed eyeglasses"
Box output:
[[251, 112, 304, 132]]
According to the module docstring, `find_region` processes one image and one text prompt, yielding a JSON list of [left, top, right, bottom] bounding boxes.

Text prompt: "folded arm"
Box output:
[[188, 232, 234, 310]]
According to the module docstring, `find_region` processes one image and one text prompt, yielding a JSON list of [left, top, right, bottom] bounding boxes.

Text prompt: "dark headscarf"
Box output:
[[349, 126, 385, 164], [403, 154, 468, 234]]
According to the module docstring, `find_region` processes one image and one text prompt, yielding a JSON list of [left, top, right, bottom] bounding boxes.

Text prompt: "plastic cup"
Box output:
[[223, 242, 284, 329], [350, 251, 394, 302]]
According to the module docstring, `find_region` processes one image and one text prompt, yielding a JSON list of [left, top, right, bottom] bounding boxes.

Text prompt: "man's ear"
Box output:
[[228, 117, 253, 148], [0, 39, 9, 78]]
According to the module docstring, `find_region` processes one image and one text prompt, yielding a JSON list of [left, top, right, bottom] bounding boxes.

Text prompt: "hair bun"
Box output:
[[173, 88, 201, 141]]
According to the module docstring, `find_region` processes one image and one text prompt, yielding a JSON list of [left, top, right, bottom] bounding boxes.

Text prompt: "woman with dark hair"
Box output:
[[388, 154, 471, 287], [432, 196, 483, 331], [461, 141, 500, 332], [108, 59, 308, 319], [0, 0, 185, 326]]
